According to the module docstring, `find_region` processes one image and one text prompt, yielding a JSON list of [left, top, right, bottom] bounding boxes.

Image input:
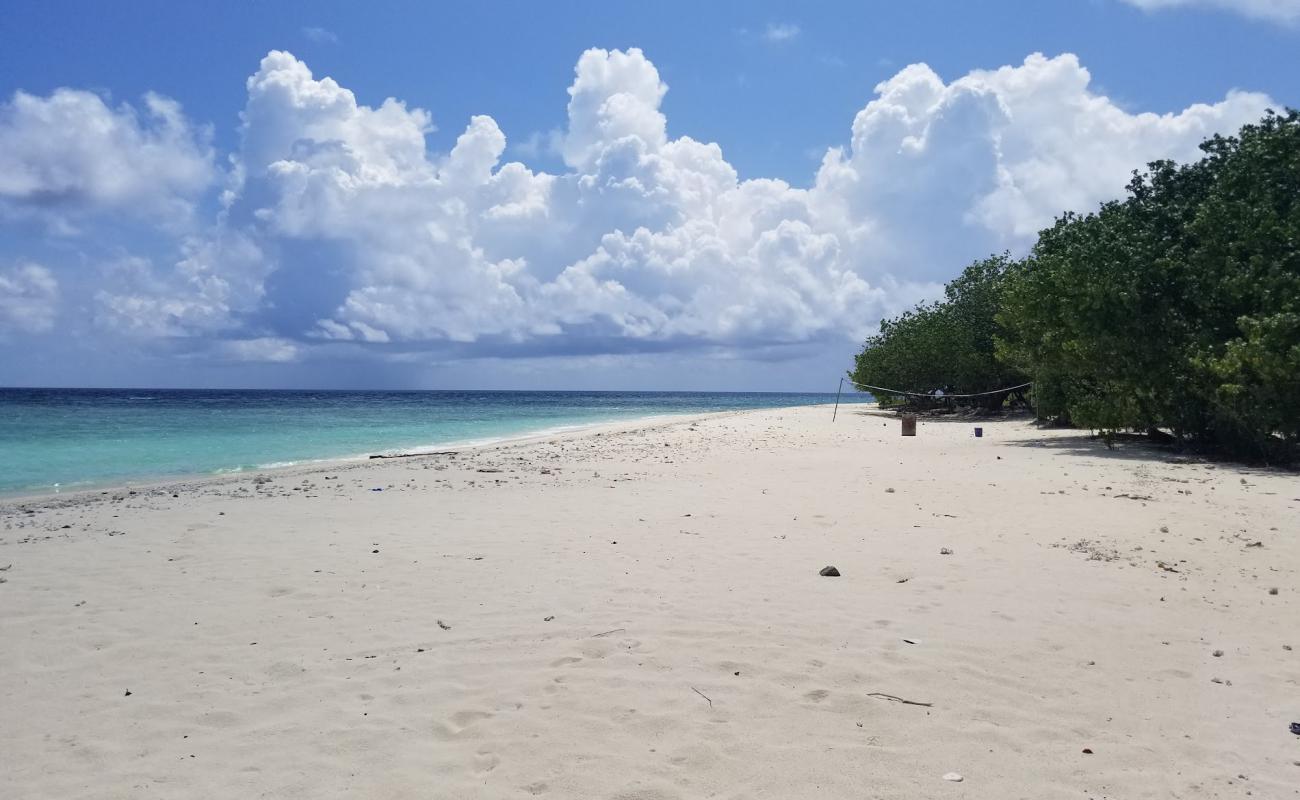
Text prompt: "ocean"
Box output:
[[0, 388, 869, 496]]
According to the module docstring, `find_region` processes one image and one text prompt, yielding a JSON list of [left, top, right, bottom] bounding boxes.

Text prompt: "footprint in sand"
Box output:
[[473, 750, 500, 773], [803, 689, 831, 702], [450, 710, 494, 729]]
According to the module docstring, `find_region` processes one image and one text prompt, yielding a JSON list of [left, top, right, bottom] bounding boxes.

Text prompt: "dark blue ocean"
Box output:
[[0, 389, 869, 495]]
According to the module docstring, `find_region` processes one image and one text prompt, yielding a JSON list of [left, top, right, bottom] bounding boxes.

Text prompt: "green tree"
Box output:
[[852, 254, 1027, 411], [996, 109, 1300, 459]]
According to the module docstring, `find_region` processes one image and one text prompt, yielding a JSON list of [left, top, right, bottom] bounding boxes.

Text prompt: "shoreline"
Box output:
[[0, 405, 805, 508]]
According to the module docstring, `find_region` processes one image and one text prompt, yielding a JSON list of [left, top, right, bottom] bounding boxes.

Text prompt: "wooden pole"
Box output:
[[833, 377, 844, 421]]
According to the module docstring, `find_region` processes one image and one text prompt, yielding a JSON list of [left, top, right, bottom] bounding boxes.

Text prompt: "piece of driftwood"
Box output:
[[692, 687, 713, 708], [369, 451, 457, 459], [867, 692, 933, 707]]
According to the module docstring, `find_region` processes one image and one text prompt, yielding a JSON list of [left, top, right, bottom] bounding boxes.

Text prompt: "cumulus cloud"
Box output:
[[0, 263, 59, 334], [93, 233, 269, 338], [0, 89, 214, 230], [813, 53, 1272, 277], [0, 48, 1276, 372], [1120, 0, 1300, 24]]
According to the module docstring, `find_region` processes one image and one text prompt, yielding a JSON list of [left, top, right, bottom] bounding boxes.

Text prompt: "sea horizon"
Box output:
[[0, 387, 872, 497]]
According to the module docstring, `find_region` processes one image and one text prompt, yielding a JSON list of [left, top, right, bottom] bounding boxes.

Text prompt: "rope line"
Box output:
[[844, 378, 1033, 399]]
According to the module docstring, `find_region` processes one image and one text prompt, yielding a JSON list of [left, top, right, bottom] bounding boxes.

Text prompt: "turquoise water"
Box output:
[[0, 389, 867, 495]]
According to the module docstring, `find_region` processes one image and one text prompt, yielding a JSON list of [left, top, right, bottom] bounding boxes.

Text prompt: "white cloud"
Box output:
[[813, 53, 1271, 273], [0, 263, 58, 334], [93, 234, 269, 338], [215, 337, 301, 363], [0, 48, 1276, 371], [302, 26, 339, 43], [763, 22, 801, 42], [1120, 0, 1300, 23], [0, 88, 214, 230]]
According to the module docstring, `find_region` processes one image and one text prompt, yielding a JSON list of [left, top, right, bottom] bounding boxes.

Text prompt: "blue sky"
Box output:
[[0, 0, 1296, 390]]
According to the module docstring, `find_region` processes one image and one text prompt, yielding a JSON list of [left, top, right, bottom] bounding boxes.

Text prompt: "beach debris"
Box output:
[[1210, 677, 1231, 685], [476, 468, 502, 473], [896, 577, 910, 583], [1082, 748, 1094, 754], [1269, 587, 1279, 595], [592, 628, 626, 638], [370, 450, 455, 460], [370, 488, 382, 492], [867, 692, 932, 707], [1213, 649, 1224, 657], [885, 487, 895, 493], [1156, 561, 1179, 573], [124, 689, 132, 697], [436, 620, 452, 630], [819, 566, 841, 577], [1246, 540, 1264, 548], [1289, 722, 1300, 736], [544, 616, 554, 622], [692, 687, 713, 708], [942, 772, 963, 782], [902, 638, 920, 645], [939, 547, 953, 555]]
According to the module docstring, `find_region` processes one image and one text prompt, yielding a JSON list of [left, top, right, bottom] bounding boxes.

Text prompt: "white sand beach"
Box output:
[[1, 404, 1297, 798]]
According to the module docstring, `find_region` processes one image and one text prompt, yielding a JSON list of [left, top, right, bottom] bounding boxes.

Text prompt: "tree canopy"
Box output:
[[850, 254, 1028, 411], [852, 109, 1300, 460]]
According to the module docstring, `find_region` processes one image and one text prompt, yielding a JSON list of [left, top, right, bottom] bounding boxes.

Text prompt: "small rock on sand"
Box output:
[[940, 547, 953, 555], [942, 772, 963, 782], [819, 566, 841, 577]]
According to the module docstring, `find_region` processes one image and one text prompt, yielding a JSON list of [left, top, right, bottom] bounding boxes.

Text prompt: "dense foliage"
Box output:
[[853, 110, 1300, 460], [849, 254, 1028, 411]]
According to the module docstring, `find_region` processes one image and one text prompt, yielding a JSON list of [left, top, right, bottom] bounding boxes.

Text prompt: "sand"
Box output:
[[1, 404, 1297, 798]]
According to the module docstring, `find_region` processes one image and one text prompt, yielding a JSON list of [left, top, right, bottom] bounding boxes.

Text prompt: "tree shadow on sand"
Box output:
[[1000, 431, 1298, 477]]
